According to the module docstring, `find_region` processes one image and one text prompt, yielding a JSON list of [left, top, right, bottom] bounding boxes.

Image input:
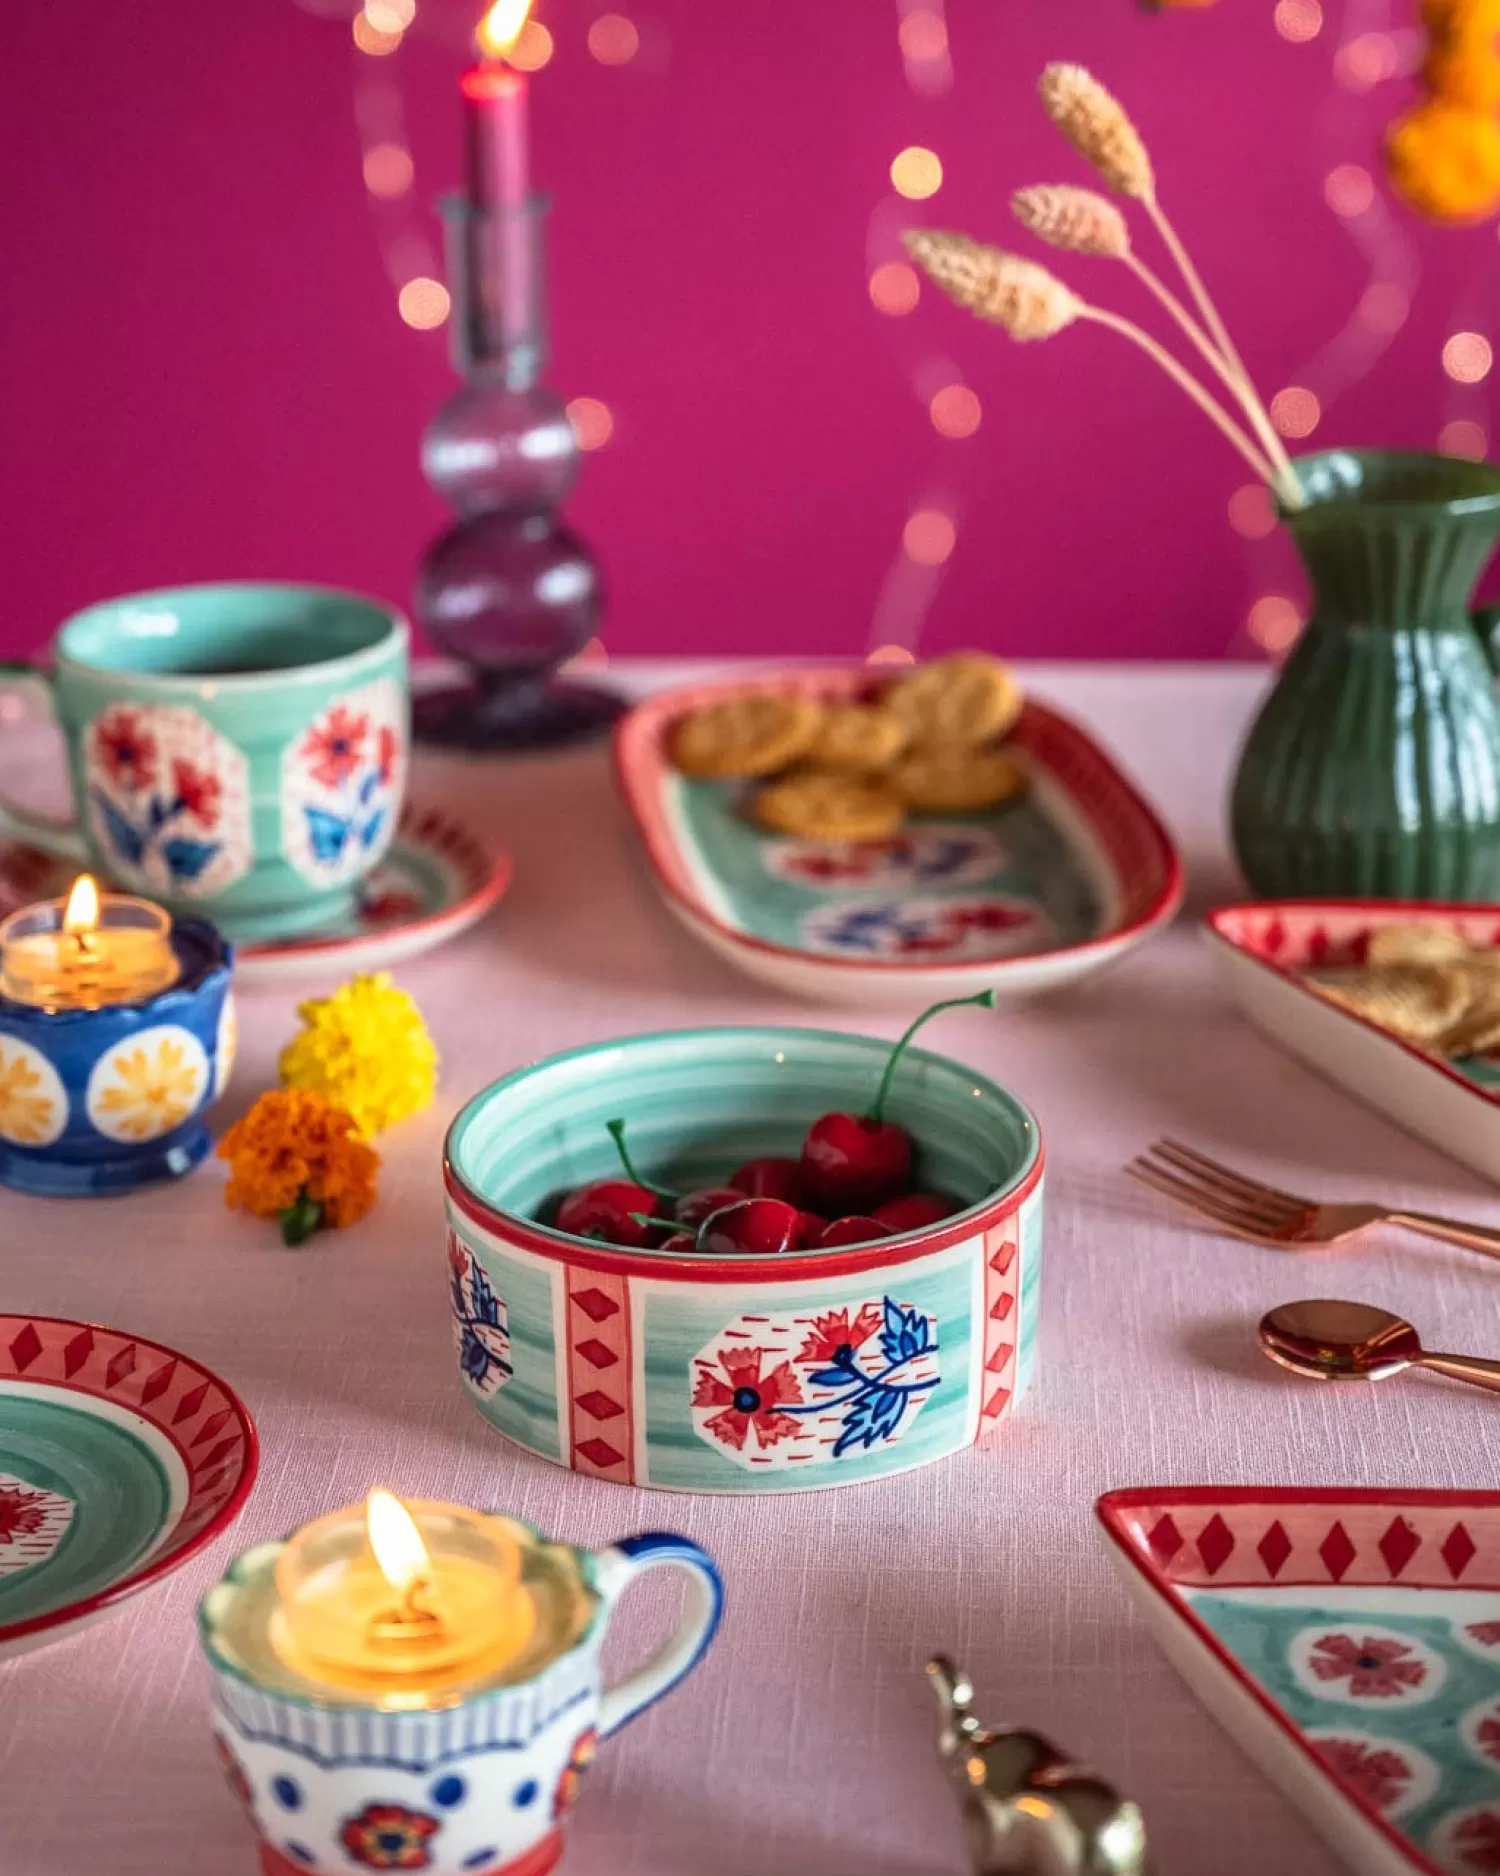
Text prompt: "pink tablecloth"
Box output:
[[7, 660, 1500, 1876]]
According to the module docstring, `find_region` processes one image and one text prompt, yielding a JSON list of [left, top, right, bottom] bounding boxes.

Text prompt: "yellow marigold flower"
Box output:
[[279, 972, 438, 1139], [218, 1088, 380, 1245], [1385, 97, 1500, 223], [1423, 6, 1500, 111]]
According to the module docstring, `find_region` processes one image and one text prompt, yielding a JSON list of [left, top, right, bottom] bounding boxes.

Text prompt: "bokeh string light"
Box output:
[[566, 396, 614, 451]]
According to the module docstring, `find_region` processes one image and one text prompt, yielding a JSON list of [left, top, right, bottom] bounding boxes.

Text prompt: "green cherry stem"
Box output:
[[605, 1118, 679, 1200], [868, 989, 998, 1124], [278, 1190, 324, 1248]]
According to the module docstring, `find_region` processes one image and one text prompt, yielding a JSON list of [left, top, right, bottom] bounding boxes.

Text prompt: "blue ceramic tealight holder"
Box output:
[[0, 880, 234, 1196]]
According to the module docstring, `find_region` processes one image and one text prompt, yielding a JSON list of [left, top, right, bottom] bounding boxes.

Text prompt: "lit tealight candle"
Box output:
[[0, 874, 180, 1010], [269, 1490, 537, 1702], [463, 0, 536, 212]]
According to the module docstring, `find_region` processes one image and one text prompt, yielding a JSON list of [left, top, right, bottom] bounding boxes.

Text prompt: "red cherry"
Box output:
[[555, 1180, 666, 1246], [673, 1186, 748, 1230], [800, 1114, 911, 1214], [872, 1191, 960, 1232], [816, 1214, 894, 1249], [798, 989, 996, 1214], [696, 1198, 811, 1256], [728, 1156, 805, 1202], [656, 1230, 698, 1253]]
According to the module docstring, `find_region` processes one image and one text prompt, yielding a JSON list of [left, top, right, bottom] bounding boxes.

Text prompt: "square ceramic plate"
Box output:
[[1205, 901, 1500, 1186], [614, 667, 1183, 1007], [1098, 1486, 1500, 1876]]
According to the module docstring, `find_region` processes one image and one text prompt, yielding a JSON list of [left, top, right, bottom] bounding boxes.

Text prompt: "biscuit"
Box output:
[[750, 772, 906, 841], [670, 694, 823, 779], [803, 704, 908, 773], [884, 654, 1023, 750], [890, 746, 1028, 813]]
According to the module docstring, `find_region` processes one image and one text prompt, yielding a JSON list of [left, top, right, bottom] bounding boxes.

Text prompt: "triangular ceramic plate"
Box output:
[[0, 802, 512, 984], [0, 1314, 257, 1659], [1206, 902, 1500, 1186], [615, 667, 1183, 1007], [1098, 1486, 1500, 1876]]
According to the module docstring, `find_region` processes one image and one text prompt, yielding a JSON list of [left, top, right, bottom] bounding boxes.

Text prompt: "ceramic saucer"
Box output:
[[0, 803, 512, 984], [0, 1314, 258, 1659]]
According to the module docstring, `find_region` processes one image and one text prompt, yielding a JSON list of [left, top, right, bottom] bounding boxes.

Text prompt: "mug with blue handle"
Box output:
[[0, 583, 409, 941], [200, 1525, 724, 1876]]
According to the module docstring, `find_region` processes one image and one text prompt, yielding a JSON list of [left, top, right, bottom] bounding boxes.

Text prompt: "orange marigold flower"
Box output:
[[218, 1088, 380, 1245], [1385, 97, 1500, 223]]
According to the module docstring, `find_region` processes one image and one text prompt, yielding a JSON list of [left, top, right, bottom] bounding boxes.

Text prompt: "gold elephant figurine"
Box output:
[[927, 1657, 1150, 1876]]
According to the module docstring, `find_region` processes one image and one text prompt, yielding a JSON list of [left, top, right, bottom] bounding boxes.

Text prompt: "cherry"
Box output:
[[656, 1230, 698, 1253], [555, 1180, 666, 1246], [696, 1198, 812, 1256], [872, 1191, 960, 1233], [673, 1186, 747, 1230], [799, 990, 997, 1213], [728, 1156, 805, 1202], [817, 1215, 894, 1249]]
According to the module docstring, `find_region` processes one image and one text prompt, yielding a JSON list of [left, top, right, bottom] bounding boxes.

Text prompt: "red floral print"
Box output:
[[359, 887, 422, 924], [1309, 1633, 1427, 1698], [1313, 1737, 1412, 1810], [1453, 1810, 1500, 1873], [1470, 1622, 1500, 1647], [213, 1734, 253, 1810], [798, 1305, 883, 1365], [302, 706, 368, 788], [95, 709, 157, 792], [1478, 1714, 1500, 1763], [0, 1485, 47, 1543], [552, 1726, 598, 1821], [172, 758, 222, 828], [692, 1346, 803, 1451], [338, 1802, 440, 1870], [952, 902, 1031, 932], [376, 724, 399, 785]]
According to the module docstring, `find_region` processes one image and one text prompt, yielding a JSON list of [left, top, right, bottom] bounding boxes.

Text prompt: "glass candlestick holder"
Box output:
[[413, 196, 622, 752]]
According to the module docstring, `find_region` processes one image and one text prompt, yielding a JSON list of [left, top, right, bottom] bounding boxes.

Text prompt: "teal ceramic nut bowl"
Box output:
[[443, 1027, 1044, 1493], [0, 583, 409, 942]]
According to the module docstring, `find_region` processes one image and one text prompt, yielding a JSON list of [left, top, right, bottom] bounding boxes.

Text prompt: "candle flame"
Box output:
[[366, 1490, 431, 1594], [477, 0, 534, 59], [62, 874, 100, 936]]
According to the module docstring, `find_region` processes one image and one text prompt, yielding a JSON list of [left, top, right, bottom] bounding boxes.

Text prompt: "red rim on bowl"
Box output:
[[0, 1314, 259, 1649]]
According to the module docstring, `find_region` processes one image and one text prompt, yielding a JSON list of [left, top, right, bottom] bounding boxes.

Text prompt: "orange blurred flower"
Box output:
[[218, 1088, 379, 1245]]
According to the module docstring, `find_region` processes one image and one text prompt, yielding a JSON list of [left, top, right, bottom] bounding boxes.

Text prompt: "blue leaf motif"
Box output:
[[161, 836, 219, 882], [304, 806, 351, 865], [358, 769, 381, 807], [469, 1259, 501, 1328], [807, 1365, 859, 1391], [91, 790, 145, 867], [459, 1326, 493, 1387], [880, 1297, 932, 1367], [359, 806, 387, 851], [833, 1384, 908, 1457]]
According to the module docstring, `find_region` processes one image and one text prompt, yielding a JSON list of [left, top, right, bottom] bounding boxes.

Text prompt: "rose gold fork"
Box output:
[[1125, 1138, 1500, 1262]]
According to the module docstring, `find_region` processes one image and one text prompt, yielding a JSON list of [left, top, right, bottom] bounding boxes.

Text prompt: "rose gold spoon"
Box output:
[[1260, 1300, 1500, 1396]]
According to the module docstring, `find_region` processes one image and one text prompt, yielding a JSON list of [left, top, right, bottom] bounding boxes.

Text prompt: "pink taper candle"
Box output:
[[463, 0, 534, 210]]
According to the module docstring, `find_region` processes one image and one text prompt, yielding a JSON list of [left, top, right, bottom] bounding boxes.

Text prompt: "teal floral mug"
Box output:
[[0, 583, 409, 941]]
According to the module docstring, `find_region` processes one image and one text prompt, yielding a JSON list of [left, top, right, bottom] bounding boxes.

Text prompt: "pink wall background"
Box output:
[[3, 0, 1497, 663]]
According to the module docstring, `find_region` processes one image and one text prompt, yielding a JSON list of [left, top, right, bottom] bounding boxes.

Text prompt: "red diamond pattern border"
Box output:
[[564, 1271, 633, 1483]]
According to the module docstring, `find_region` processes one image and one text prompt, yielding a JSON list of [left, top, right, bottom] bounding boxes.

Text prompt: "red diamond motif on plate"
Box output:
[[1443, 1522, 1478, 1580], [173, 1382, 209, 1425], [985, 1342, 1014, 1375], [574, 1338, 619, 1371], [989, 1294, 1015, 1323], [140, 1360, 177, 1406], [981, 1387, 1011, 1419], [574, 1390, 625, 1422], [1197, 1514, 1235, 1576], [1263, 918, 1286, 957], [1320, 1521, 1356, 1582], [8, 1323, 42, 1373], [1378, 1516, 1421, 1579], [572, 1288, 620, 1324], [105, 1342, 137, 1389], [1307, 926, 1330, 966], [575, 1437, 625, 1469], [1257, 1521, 1292, 1579], [62, 1328, 93, 1377], [1147, 1516, 1183, 1566], [191, 1408, 233, 1447], [988, 1241, 1017, 1277], [198, 1437, 241, 1471]]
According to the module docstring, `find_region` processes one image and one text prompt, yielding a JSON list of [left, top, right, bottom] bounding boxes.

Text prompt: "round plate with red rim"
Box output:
[[0, 1314, 257, 1659], [0, 801, 512, 984]]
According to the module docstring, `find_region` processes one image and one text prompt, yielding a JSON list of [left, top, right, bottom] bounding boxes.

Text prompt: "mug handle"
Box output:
[[0, 662, 88, 860], [592, 1532, 724, 1739]]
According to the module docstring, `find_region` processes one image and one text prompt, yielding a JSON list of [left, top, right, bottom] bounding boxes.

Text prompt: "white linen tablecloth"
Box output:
[[6, 660, 1499, 1876]]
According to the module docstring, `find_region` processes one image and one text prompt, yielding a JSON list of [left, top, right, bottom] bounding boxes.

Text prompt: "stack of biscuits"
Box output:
[[1306, 923, 1500, 1058], [668, 654, 1028, 841]]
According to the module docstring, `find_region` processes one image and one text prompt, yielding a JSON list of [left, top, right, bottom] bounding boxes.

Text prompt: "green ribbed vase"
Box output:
[[1231, 448, 1500, 900]]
